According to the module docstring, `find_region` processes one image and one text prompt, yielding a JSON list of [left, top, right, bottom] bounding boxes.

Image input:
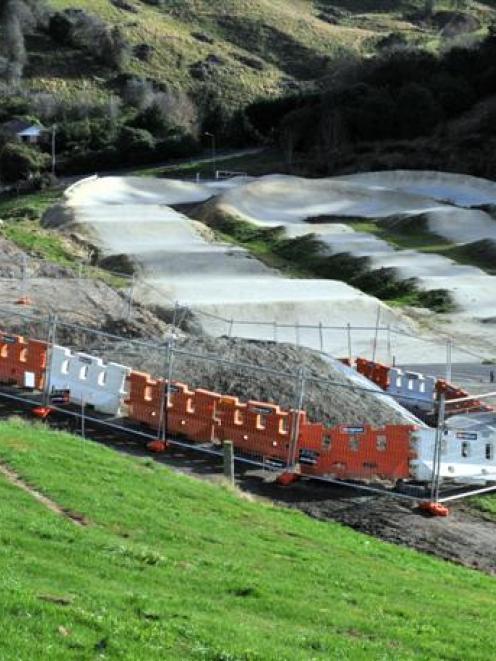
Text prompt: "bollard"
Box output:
[[223, 440, 234, 485]]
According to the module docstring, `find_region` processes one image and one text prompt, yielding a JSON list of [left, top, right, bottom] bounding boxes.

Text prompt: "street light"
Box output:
[[204, 131, 216, 179]]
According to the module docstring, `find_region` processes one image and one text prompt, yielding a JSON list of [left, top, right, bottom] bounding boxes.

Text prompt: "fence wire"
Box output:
[[0, 305, 494, 504]]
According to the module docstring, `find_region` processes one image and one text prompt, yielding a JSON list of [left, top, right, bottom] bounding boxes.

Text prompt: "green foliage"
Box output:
[[0, 141, 50, 183], [201, 210, 454, 312], [397, 82, 442, 138], [130, 103, 172, 136], [117, 126, 155, 153], [0, 418, 495, 658]]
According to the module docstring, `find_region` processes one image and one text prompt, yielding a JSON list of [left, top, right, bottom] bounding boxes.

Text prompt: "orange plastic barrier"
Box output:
[[298, 423, 416, 481], [125, 371, 218, 443], [436, 379, 493, 415], [25, 339, 47, 389], [125, 371, 162, 429], [169, 387, 219, 443], [213, 397, 298, 462], [356, 358, 390, 391], [0, 334, 46, 390]]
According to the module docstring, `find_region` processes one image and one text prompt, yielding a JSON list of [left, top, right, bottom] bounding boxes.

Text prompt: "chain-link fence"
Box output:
[[0, 307, 494, 507], [4, 258, 495, 369]]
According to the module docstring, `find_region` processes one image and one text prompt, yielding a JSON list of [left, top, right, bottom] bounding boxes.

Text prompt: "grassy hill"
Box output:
[[0, 417, 496, 659], [27, 0, 496, 109]]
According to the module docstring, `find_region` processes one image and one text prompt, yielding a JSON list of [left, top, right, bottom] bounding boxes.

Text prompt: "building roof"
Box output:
[[0, 119, 44, 136]]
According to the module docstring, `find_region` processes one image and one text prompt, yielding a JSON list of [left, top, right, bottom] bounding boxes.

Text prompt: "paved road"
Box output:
[[58, 147, 265, 186]]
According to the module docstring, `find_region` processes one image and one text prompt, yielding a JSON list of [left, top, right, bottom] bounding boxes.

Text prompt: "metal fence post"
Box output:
[[163, 333, 176, 440], [430, 393, 446, 503], [273, 321, 278, 343], [43, 313, 57, 407], [347, 323, 352, 362], [288, 367, 305, 470], [21, 254, 28, 301], [446, 339, 452, 384], [372, 305, 380, 362], [295, 321, 300, 347], [318, 322, 324, 352], [223, 441, 235, 485]]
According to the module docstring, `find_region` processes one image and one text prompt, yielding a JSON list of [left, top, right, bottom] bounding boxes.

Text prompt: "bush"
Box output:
[[48, 9, 130, 70], [0, 141, 49, 182], [117, 126, 155, 153], [396, 82, 442, 138]]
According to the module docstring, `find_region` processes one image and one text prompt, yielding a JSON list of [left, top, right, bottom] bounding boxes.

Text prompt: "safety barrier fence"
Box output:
[[0, 306, 494, 510]]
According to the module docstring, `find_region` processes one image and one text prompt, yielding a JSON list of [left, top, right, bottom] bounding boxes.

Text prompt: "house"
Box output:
[[0, 119, 45, 144]]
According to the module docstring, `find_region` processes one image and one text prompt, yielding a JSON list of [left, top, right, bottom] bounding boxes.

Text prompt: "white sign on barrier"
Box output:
[[49, 345, 130, 416]]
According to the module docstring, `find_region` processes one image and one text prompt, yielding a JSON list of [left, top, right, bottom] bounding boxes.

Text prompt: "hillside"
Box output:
[[1, 417, 496, 659], [29, 0, 494, 106], [1, 1, 496, 181]]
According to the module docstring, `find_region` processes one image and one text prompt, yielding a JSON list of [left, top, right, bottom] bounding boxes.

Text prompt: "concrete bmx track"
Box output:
[[58, 171, 496, 364]]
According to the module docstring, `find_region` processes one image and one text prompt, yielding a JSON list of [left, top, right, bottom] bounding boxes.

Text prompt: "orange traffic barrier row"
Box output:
[[0, 332, 425, 484], [125, 369, 417, 478]]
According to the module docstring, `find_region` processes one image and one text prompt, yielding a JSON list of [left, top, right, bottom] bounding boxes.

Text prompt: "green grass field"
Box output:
[[0, 417, 495, 659]]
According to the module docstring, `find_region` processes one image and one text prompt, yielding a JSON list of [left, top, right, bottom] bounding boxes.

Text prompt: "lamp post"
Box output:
[[204, 131, 216, 179]]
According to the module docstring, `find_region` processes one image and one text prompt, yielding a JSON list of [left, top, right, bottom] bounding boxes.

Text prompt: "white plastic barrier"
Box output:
[[411, 428, 496, 485], [49, 345, 130, 415], [386, 368, 436, 412]]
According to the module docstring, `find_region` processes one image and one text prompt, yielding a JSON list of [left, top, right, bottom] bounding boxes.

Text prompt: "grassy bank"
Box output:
[[347, 215, 496, 275], [196, 209, 455, 313], [0, 189, 127, 288], [0, 417, 495, 659]]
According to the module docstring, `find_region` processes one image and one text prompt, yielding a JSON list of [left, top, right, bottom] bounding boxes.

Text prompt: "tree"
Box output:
[[117, 126, 155, 153], [0, 141, 49, 182], [397, 82, 442, 138]]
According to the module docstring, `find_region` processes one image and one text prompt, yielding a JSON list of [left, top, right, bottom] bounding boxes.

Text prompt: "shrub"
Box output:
[[0, 141, 49, 182], [117, 126, 155, 153]]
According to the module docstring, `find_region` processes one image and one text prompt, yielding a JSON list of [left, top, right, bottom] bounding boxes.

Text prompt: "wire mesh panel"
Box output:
[[46, 321, 169, 441], [296, 370, 422, 491], [166, 342, 302, 469]]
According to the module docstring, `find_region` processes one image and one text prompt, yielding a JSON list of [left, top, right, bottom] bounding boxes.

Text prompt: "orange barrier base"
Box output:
[[276, 472, 300, 487], [147, 440, 169, 453], [418, 502, 449, 517], [32, 406, 53, 419]]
